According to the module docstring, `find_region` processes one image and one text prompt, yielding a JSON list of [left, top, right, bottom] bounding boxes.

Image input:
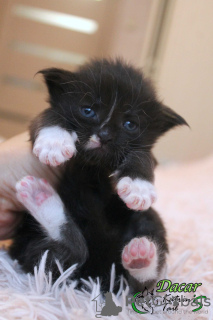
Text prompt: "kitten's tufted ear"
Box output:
[[156, 104, 189, 135], [37, 68, 77, 104]]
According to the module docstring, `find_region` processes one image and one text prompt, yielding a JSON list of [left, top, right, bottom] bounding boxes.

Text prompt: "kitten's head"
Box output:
[[39, 59, 188, 167]]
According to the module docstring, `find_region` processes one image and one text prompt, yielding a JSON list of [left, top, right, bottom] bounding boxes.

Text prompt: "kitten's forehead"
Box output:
[[77, 59, 159, 120], [80, 60, 146, 99]]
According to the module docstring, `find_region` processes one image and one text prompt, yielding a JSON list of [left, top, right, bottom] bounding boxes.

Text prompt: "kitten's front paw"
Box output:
[[33, 126, 78, 166], [116, 177, 156, 211], [122, 237, 158, 282]]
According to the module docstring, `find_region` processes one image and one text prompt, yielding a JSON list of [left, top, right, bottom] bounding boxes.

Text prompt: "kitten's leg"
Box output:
[[114, 153, 157, 211], [122, 237, 158, 283], [120, 208, 168, 291], [116, 177, 157, 211], [16, 176, 65, 240], [16, 176, 88, 263], [33, 126, 78, 167], [30, 109, 78, 166]]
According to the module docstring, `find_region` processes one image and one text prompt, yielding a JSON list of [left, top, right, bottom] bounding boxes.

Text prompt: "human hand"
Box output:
[[0, 132, 62, 240]]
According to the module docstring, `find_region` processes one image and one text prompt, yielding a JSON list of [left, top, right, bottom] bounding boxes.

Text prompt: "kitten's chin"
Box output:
[[79, 145, 116, 167], [85, 144, 109, 155]]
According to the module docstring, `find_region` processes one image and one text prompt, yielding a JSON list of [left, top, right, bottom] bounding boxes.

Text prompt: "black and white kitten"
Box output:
[[9, 59, 187, 292]]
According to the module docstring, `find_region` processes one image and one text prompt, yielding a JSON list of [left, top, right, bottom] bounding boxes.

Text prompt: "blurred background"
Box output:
[[0, 0, 212, 163]]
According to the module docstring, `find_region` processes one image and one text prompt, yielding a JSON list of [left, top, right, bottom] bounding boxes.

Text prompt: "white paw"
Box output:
[[16, 176, 66, 240], [116, 177, 157, 211], [33, 126, 78, 166], [122, 237, 158, 282]]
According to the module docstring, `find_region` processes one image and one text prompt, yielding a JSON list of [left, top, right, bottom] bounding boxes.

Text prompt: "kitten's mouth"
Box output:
[[82, 134, 114, 162], [84, 134, 101, 150], [80, 135, 119, 167]]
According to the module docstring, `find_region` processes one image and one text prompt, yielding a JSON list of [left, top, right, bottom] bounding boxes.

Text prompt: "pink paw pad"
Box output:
[[117, 178, 132, 196], [122, 237, 156, 270], [16, 176, 54, 208], [116, 177, 157, 211], [26, 176, 35, 181], [35, 192, 49, 206], [62, 148, 73, 157], [20, 192, 28, 199]]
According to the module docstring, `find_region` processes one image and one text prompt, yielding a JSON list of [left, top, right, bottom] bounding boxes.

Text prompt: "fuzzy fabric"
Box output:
[[0, 155, 213, 320]]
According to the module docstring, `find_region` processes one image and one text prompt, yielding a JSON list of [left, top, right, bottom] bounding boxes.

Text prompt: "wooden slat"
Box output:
[[0, 50, 78, 80], [105, 0, 153, 64], [0, 0, 154, 130], [0, 1, 8, 39], [0, 118, 29, 139], [0, 83, 48, 117], [9, 18, 100, 57], [13, 0, 108, 21]]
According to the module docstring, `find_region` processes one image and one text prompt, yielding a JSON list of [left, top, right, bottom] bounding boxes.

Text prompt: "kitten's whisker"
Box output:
[[98, 60, 103, 96], [51, 109, 71, 124], [127, 130, 144, 143], [124, 66, 134, 105], [133, 78, 143, 107], [62, 80, 95, 95], [88, 66, 98, 89], [69, 106, 84, 128], [127, 123, 150, 143], [79, 91, 95, 103], [130, 150, 154, 169], [131, 147, 153, 152], [134, 100, 156, 119], [62, 91, 84, 95]]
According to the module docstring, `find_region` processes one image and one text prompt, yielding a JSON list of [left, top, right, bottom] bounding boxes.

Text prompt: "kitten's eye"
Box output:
[[80, 107, 96, 118], [123, 121, 137, 131]]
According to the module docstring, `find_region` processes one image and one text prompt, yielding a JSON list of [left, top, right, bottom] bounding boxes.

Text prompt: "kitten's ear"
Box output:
[[157, 104, 189, 134], [37, 68, 77, 103]]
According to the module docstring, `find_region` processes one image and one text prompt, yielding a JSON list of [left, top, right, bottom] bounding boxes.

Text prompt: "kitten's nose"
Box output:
[[98, 128, 112, 144]]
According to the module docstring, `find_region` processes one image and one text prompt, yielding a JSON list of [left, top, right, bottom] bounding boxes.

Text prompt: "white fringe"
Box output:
[[0, 249, 212, 320]]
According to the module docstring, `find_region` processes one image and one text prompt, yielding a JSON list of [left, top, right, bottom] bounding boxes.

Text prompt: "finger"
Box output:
[[0, 211, 23, 240]]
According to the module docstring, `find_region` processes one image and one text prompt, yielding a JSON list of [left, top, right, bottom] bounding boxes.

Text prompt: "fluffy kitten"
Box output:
[[9, 59, 187, 292]]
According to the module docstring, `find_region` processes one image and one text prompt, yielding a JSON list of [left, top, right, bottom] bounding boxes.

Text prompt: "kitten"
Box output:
[[9, 59, 187, 292]]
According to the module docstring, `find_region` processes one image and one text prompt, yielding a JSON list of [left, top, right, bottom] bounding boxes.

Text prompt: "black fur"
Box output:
[[9, 59, 187, 292]]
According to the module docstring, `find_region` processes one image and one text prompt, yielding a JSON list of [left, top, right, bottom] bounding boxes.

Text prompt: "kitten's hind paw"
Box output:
[[16, 175, 56, 208], [116, 177, 156, 211], [122, 237, 158, 282], [16, 176, 66, 240], [33, 126, 78, 166]]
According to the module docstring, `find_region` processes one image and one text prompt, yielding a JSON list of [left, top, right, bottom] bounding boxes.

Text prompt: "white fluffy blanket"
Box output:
[[0, 155, 213, 320]]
